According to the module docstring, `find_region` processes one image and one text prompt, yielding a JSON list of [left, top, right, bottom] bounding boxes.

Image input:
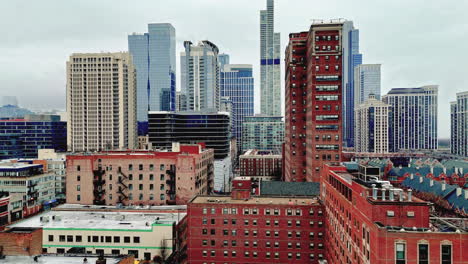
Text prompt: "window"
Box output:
[[149, 164, 154, 171], [139, 184, 143, 190], [441, 244, 452, 264], [160, 164, 165, 171], [202, 251, 207, 257], [232, 251, 237, 257], [202, 229, 208, 235], [48, 235, 54, 242], [93, 236, 99, 243], [210, 229, 215, 235], [77, 175, 80, 181], [77, 195, 81, 201], [139, 174, 143, 180], [274, 231, 279, 237], [396, 243, 406, 264], [223, 230, 229, 235], [211, 251, 215, 257], [232, 240, 237, 246], [105, 236, 111, 243], [211, 208, 215, 214], [203, 240, 208, 246], [202, 208, 207, 214], [128, 164, 133, 171], [211, 219, 215, 225], [223, 219, 228, 225], [266, 241, 271, 248], [133, 237, 140, 243], [114, 236, 120, 243], [59, 235, 65, 242], [124, 236, 130, 243], [222, 208, 228, 214], [418, 244, 429, 264]]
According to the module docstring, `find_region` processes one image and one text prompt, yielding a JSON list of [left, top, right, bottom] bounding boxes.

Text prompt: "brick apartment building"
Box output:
[[239, 149, 282, 182], [66, 143, 214, 206], [285, 21, 344, 183], [321, 164, 468, 264], [183, 177, 326, 264]]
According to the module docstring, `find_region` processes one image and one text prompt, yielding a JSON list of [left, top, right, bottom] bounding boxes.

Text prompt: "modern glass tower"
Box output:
[[342, 21, 363, 148], [128, 23, 176, 124], [180, 40, 220, 111], [242, 115, 284, 153], [450, 91, 468, 157], [354, 64, 381, 106], [220, 64, 254, 151], [383, 86, 438, 151], [260, 0, 281, 115]]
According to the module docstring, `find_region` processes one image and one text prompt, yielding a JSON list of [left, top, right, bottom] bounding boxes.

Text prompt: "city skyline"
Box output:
[[1, 0, 467, 138]]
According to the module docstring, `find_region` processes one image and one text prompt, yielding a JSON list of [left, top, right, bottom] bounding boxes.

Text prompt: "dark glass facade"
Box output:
[[0, 120, 66, 159]]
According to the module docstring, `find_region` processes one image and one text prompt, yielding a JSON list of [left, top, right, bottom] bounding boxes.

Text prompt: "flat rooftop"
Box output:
[[9, 210, 186, 230], [0, 256, 121, 264], [0, 163, 41, 169], [241, 149, 281, 156], [55, 203, 186, 212], [192, 195, 320, 206]]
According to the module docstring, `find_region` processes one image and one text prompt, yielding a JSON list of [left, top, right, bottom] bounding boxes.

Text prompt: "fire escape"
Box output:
[[92, 166, 106, 205], [166, 165, 176, 205], [117, 167, 129, 204], [207, 162, 214, 194]]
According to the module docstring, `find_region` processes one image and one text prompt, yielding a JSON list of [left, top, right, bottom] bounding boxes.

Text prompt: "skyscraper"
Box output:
[[342, 21, 362, 148], [66, 52, 137, 152], [284, 20, 345, 182], [241, 115, 284, 153], [354, 94, 391, 153], [180, 41, 220, 111], [383, 86, 438, 151], [128, 23, 176, 124], [260, 0, 281, 115], [220, 64, 254, 152], [354, 64, 381, 105], [450, 91, 468, 157]]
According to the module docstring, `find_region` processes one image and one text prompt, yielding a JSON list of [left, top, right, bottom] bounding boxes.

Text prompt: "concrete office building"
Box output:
[[383, 86, 438, 151], [354, 94, 391, 153], [0, 115, 66, 159], [128, 23, 176, 125], [220, 64, 254, 153], [180, 41, 220, 111], [66, 143, 214, 206], [66, 52, 137, 152], [8, 205, 186, 260], [241, 115, 284, 153], [451, 91, 468, 157], [260, 0, 281, 116]]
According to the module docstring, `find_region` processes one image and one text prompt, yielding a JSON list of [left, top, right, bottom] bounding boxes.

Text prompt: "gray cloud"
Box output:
[[1, 0, 466, 138]]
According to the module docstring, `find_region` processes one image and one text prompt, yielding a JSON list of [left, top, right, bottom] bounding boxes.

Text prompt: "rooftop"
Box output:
[[8, 210, 185, 230], [241, 149, 281, 156], [191, 195, 320, 206], [55, 203, 187, 212], [260, 181, 320, 196], [0, 256, 122, 264]]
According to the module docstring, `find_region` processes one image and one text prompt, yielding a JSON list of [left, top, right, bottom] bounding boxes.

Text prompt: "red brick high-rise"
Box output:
[[285, 21, 344, 182]]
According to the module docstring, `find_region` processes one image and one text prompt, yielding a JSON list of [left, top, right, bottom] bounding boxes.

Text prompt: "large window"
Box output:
[[441, 245, 452, 264], [396, 243, 406, 264], [418, 244, 428, 264]]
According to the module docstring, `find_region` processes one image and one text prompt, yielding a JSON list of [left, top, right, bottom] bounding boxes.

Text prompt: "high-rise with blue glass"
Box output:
[[260, 0, 281, 116], [342, 21, 363, 148], [128, 23, 176, 133], [220, 64, 254, 151]]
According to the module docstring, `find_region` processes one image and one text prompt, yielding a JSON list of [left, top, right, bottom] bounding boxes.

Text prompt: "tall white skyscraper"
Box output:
[[451, 91, 468, 157], [66, 52, 137, 152], [355, 94, 390, 153], [383, 86, 438, 151], [128, 23, 176, 123], [260, 0, 281, 115], [180, 40, 220, 111], [354, 64, 381, 106]]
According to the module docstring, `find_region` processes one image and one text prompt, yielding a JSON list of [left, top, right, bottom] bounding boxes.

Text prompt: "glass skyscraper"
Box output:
[[220, 64, 254, 152], [260, 0, 281, 116], [354, 64, 381, 106], [342, 21, 363, 148], [128, 23, 176, 125], [242, 115, 284, 153], [383, 86, 438, 151], [450, 91, 468, 157]]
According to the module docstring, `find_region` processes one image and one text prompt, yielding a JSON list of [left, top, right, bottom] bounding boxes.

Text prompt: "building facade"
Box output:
[[128, 23, 176, 123], [354, 64, 381, 106], [354, 94, 391, 153], [321, 164, 468, 264], [260, 0, 281, 116], [451, 91, 468, 157], [65, 143, 214, 206], [8, 205, 185, 260], [285, 21, 345, 182], [66, 52, 137, 152], [148, 111, 231, 160], [180, 41, 220, 111], [241, 115, 284, 153], [383, 86, 438, 151], [342, 21, 363, 148], [239, 150, 282, 181], [0, 115, 66, 159], [184, 177, 325, 264], [220, 64, 254, 152]]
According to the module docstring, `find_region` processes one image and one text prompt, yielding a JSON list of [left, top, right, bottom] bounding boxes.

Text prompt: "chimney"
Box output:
[[456, 188, 462, 197], [410, 173, 414, 180], [455, 167, 459, 174], [465, 190, 468, 200], [442, 181, 446, 191], [430, 179, 434, 186], [389, 189, 395, 201], [399, 190, 404, 202], [372, 184, 377, 200], [443, 167, 447, 174], [419, 176, 423, 183], [430, 166, 433, 174], [408, 189, 412, 202], [460, 167, 464, 175], [381, 189, 386, 201]]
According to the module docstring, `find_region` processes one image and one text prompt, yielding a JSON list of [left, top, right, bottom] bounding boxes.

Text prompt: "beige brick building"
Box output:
[[66, 143, 214, 206], [66, 52, 137, 152]]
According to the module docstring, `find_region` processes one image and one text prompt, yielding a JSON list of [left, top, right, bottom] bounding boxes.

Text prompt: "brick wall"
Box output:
[[0, 228, 42, 256]]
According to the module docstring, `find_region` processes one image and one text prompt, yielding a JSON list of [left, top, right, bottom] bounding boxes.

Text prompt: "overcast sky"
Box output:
[[1, 0, 467, 138]]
